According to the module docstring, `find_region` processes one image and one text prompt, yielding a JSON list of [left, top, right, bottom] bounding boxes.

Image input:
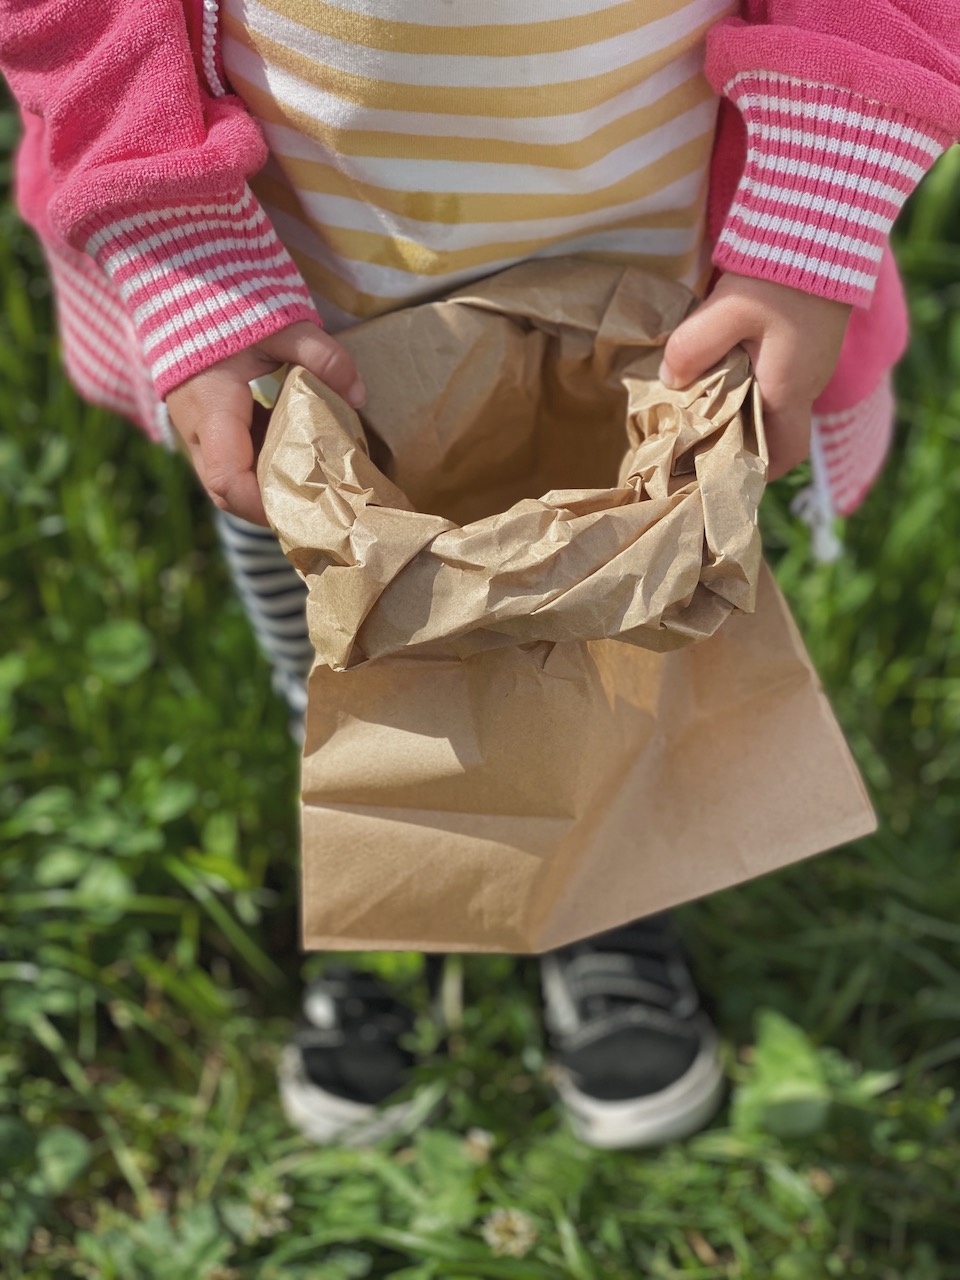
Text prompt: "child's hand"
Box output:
[[659, 273, 851, 481], [166, 321, 364, 526]]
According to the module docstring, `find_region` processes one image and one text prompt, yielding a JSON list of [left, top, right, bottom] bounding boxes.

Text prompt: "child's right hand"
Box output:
[[165, 321, 364, 526]]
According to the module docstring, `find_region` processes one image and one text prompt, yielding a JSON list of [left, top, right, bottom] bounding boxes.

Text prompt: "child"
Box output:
[[3, 0, 959, 1149]]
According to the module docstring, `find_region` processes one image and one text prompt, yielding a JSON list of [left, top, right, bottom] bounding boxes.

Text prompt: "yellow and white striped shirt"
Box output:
[[221, 0, 734, 331]]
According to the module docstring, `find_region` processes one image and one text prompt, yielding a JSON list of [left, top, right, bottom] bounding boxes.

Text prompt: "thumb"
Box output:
[[260, 321, 365, 407], [660, 294, 744, 390]]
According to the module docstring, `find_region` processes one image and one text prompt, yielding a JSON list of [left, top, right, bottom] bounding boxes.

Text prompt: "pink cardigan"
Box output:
[[3, 0, 960, 504]]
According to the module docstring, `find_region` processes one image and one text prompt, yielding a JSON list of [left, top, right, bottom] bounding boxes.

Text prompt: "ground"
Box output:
[[2, 116, 960, 1278]]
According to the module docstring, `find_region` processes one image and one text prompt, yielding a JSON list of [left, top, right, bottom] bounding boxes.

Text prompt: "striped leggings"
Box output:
[[215, 510, 312, 727]]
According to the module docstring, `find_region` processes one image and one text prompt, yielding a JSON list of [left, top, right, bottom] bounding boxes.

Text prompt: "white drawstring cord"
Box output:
[[156, 402, 176, 449], [201, 0, 227, 99], [790, 420, 843, 563]]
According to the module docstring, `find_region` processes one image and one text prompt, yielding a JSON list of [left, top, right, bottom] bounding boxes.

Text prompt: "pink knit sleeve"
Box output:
[[706, 1, 960, 306], [1, 0, 318, 398], [713, 71, 950, 307], [78, 186, 318, 398]]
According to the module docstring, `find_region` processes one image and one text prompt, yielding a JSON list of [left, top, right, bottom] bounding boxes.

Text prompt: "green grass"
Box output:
[[2, 124, 960, 1278]]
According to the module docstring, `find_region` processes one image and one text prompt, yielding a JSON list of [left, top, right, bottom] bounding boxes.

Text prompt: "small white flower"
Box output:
[[248, 1186, 293, 1239], [481, 1207, 538, 1258], [463, 1128, 495, 1164]]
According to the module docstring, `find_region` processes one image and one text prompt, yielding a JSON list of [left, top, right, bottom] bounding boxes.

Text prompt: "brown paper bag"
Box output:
[[259, 259, 876, 954]]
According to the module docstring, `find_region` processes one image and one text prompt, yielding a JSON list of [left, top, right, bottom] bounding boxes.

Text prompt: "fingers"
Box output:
[[165, 318, 365, 526], [260, 321, 365, 407], [747, 329, 814, 481], [764, 405, 812, 481], [660, 293, 747, 389], [168, 375, 269, 526], [657, 273, 850, 482], [164, 320, 366, 526]]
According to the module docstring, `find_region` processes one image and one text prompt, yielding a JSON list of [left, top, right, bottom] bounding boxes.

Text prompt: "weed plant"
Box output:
[[1, 104, 959, 1277]]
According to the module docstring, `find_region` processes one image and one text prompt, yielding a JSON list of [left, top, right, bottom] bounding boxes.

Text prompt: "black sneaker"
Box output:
[[540, 915, 724, 1149], [278, 966, 439, 1146]]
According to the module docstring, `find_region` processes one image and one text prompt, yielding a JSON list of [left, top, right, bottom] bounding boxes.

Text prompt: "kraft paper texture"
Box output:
[[259, 259, 876, 954]]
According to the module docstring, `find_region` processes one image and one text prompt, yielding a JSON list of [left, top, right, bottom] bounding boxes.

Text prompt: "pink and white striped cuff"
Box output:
[[814, 375, 895, 517], [715, 71, 950, 307], [81, 184, 320, 398]]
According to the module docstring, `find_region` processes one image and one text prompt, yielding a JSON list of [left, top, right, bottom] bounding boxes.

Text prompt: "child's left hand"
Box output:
[[659, 272, 852, 481]]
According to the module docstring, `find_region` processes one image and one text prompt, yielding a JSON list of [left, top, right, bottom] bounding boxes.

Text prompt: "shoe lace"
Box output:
[[548, 916, 699, 1028], [298, 968, 416, 1047]]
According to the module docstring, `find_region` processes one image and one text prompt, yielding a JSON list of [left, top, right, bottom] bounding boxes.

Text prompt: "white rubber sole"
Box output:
[[552, 1036, 726, 1150], [277, 1044, 439, 1147]]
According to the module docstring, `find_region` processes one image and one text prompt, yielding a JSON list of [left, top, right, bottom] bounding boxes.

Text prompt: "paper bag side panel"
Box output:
[[533, 566, 876, 952]]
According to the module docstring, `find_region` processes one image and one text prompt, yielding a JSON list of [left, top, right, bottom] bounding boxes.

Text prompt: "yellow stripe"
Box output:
[[339, 219, 701, 276], [280, 239, 702, 322], [250, 0, 715, 58], [281, 243, 414, 319], [258, 132, 710, 225], [223, 11, 713, 118], [229, 68, 713, 171], [255, 173, 705, 276]]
